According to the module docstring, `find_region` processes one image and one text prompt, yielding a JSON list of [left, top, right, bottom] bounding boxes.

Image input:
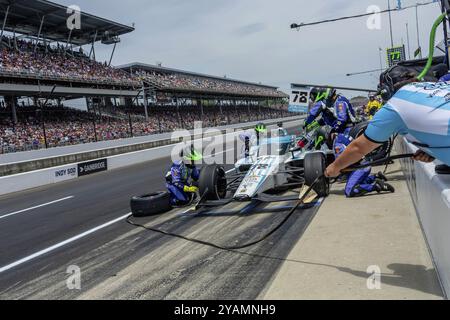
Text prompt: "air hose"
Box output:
[[126, 176, 322, 251], [340, 154, 415, 173], [126, 152, 416, 251], [417, 10, 449, 80]]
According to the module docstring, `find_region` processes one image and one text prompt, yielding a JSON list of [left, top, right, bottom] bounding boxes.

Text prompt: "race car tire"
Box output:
[[349, 122, 392, 162], [198, 165, 227, 200], [304, 152, 330, 198], [130, 191, 172, 217], [349, 121, 369, 140]]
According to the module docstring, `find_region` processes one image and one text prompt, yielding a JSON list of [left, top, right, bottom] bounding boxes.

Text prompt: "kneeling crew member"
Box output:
[[334, 133, 395, 197], [166, 149, 201, 206]]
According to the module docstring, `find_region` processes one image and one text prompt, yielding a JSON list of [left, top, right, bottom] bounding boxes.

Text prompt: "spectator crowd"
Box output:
[[0, 104, 289, 154], [0, 36, 139, 86], [0, 36, 291, 154], [0, 36, 286, 98], [136, 70, 286, 98]]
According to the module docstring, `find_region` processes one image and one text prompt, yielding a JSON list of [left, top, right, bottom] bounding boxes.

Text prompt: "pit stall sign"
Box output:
[[289, 85, 310, 113], [387, 45, 406, 67]]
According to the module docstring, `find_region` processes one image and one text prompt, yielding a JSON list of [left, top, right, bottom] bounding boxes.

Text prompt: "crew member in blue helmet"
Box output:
[[166, 147, 202, 206], [304, 88, 356, 135], [304, 88, 337, 130]]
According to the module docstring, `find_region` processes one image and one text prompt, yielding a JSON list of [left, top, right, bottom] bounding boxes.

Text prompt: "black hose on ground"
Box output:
[[126, 153, 415, 251], [126, 176, 322, 251]]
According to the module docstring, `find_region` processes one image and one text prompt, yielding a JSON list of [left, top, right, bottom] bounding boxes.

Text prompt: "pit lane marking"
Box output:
[[0, 196, 75, 221], [0, 213, 130, 274]]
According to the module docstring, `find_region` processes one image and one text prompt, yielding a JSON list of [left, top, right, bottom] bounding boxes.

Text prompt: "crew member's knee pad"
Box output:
[[167, 184, 189, 203]]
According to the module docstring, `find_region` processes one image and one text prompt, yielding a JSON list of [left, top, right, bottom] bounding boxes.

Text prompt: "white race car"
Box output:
[[195, 127, 331, 210]]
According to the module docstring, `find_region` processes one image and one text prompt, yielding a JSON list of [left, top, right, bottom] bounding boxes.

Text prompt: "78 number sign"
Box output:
[[289, 89, 310, 113], [291, 90, 308, 104]]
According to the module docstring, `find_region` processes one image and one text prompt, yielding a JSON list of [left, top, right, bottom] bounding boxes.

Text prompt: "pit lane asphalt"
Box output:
[[0, 127, 322, 299]]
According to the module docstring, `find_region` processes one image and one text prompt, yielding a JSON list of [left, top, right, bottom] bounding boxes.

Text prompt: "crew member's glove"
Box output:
[[183, 186, 199, 193]]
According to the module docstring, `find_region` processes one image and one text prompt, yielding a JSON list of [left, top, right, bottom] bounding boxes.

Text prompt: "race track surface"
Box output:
[[0, 127, 323, 300]]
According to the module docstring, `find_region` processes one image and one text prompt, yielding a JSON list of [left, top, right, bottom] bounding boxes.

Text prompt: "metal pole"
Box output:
[[0, 5, 10, 47], [440, 0, 450, 69], [108, 42, 117, 66], [379, 47, 384, 70], [89, 31, 98, 60], [34, 15, 45, 53], [143, 85, 149, 121], [406, 23, 411, 60], [128, 113, 133, 138], [40, 102, 48, 149], [416, 4, 422, 58], [388, 0, 394, 48], [65, 29, 73, 56], [10, 96, 17, 124]]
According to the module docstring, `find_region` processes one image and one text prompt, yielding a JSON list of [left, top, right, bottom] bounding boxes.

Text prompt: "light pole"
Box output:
[[440, 0, 450, 69], [388, 0, 394, 48], [406, 23, 411, 60], [379, 47, 384, 70], [416, 4, 422, 58]]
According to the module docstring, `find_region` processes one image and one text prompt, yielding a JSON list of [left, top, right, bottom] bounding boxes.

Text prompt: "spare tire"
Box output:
[[349, 122, 392, 162], [198, 165, 227, 200], [130, 191, 172, 217], [304, 152, 330, 198]]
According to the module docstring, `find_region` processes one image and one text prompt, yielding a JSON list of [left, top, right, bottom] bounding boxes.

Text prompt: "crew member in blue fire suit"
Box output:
[[304, 88, 337, 129], [334, 133, 395, 198], [166, 149, 202, 206], [304, 88, 356, 135]]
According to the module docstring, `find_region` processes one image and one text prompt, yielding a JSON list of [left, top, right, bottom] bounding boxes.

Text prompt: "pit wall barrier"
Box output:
[[396, 138, 450, 298], [0, 118, 303, 196], [0, 116, 301, 177]]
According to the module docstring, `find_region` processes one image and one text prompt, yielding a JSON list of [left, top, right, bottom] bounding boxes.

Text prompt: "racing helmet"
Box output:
[[180, 145, 203, 162], [172, 160, 189, 181], [325, 88, 337, 107], [255, 123, 267, 134], [310, 87, 329, 103], [333, 133, 353, 158]]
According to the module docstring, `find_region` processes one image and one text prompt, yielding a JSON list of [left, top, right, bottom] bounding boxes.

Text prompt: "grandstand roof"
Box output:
[[118, 62, 279, 90], [0, 0, 134, 46]]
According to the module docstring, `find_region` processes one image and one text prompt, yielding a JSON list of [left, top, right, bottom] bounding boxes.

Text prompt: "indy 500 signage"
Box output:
[[289, 85, 310, 113]]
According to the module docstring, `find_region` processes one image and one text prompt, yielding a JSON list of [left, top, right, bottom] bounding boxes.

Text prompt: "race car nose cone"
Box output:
[[234, 195, 251, 202]]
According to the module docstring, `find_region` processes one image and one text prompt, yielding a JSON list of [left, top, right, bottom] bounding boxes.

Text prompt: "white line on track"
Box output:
[[203, 148, 234, 160], [0, 213, 131, 274], [0, 196, 74, 221]]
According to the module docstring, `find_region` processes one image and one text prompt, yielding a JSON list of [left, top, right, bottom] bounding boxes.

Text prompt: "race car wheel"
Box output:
[[198, 165, 227, 200], [349, 122, 392, 162], [130, 191, 172, 217], [304, 152, 330, 198]]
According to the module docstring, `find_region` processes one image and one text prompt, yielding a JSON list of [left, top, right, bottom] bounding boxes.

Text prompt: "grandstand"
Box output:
[[0, 0, 290, 154], [121, 62, 287, 99]]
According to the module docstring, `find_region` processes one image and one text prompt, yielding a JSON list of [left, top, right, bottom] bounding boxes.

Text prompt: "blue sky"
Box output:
[[57, 0, 444, 96]]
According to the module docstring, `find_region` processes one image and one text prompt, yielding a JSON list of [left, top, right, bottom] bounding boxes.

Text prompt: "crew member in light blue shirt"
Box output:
[[326, 80, 450, 177]]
